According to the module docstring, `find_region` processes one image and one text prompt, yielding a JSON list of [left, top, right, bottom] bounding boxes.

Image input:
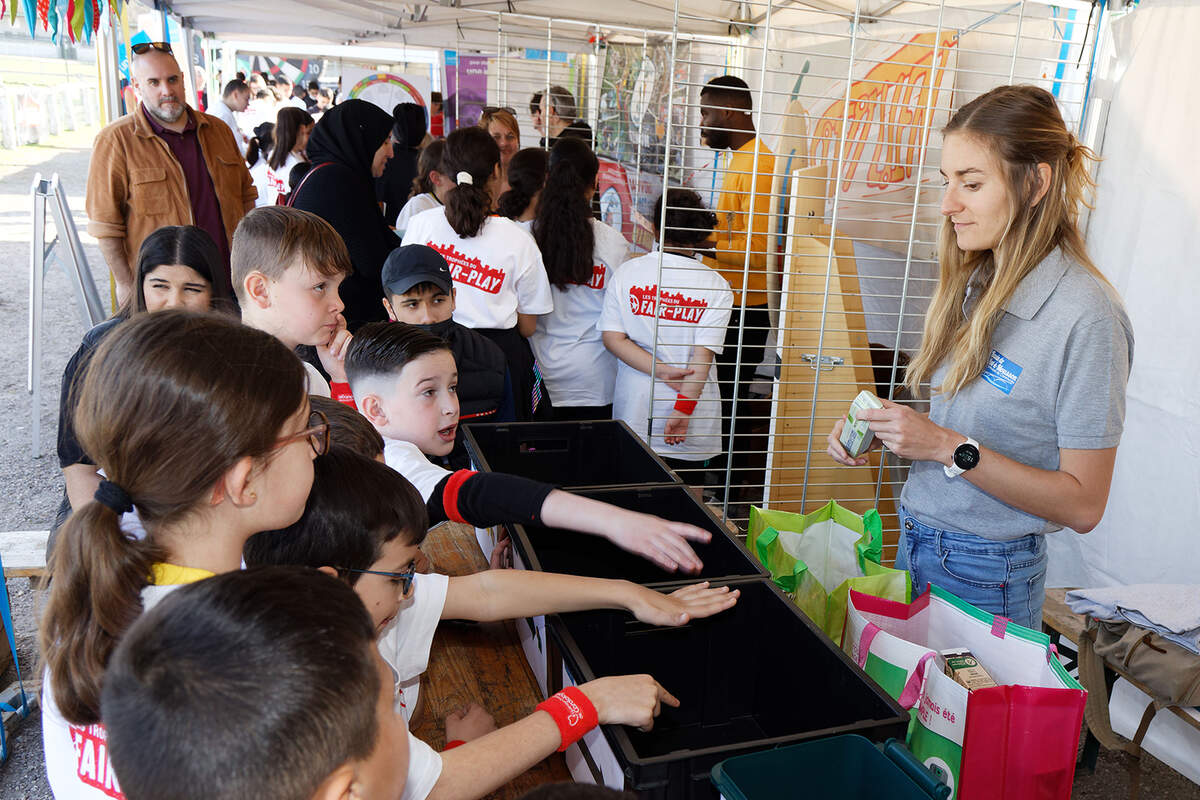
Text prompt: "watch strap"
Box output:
[[944, 437, 980, 478]]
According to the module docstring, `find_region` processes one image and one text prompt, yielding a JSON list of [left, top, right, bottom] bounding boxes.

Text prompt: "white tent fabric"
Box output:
[[1045, 0, 1200, 589]]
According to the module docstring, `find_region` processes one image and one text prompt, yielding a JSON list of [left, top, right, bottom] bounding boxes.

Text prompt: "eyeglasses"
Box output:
[[481, 106, 517, 116], [273, 409, 330, 456], [131, 41, 173, 56], [342, 565, 416, 595]]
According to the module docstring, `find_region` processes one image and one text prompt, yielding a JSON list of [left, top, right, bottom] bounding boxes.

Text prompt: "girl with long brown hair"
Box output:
[[40, 310, 323, 798], [827, 85, 1133, 628]]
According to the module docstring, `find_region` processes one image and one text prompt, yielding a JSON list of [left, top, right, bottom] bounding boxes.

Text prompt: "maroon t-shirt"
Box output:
[[143, 105, 230, 266]]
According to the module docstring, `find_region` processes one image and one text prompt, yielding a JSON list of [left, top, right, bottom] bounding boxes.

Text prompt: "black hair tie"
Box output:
[[94, 480, 134, 515]]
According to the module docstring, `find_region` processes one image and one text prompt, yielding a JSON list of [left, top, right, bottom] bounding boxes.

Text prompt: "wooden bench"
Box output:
[[1042, 587, 1200, 795], [0, 530, 49, 579], [410, 521, 571, 797]]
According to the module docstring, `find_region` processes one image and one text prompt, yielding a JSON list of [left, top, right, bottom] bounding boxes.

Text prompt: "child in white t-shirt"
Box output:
[[600, 189, 733, 482], [345, 321, 716, 573], [394, 139, 452, 236], [244, 446, 738, 800], [101, 568, 422, 800], [401, 126, 554, 420], [263, 106, 313, 205], [529, 138, 630, 419], [39, 312, 322, 800]]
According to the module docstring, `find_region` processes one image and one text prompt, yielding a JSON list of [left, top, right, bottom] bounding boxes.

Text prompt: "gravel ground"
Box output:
[[1, 127, 1197, 800]]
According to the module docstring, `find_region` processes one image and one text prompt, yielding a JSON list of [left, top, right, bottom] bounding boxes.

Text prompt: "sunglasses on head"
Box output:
[[482, 106, 516, 116], [131, 41, 173, 55]]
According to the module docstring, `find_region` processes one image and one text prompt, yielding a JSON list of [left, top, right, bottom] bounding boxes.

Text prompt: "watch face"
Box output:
[[954, 443, 980, 470]]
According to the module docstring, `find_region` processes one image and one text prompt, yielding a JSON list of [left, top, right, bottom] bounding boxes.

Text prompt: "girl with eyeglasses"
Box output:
[[40, 310, 325, 799]]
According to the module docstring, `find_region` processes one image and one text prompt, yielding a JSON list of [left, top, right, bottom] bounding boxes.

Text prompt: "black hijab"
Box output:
[[306, 99, 393, 179]]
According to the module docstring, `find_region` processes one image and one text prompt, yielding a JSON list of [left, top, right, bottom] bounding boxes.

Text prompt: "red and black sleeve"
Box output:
[[427, 470, 555, 528]]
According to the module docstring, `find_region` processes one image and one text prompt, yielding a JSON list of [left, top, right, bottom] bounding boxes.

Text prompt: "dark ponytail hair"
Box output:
[[441, 126, 500, 238], [246, 121, 274, 167], [40, 310, 307, 724], [533, 138, 599, 289], [497, 148, 548, 220], [653, 188, 717, 248], [410, 138, 446, 201], [270, 107, 315, 171], [133, 225, 232, 314]]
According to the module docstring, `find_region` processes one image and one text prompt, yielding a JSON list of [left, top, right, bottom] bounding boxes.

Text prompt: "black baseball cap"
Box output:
[[381, 245, 453, 296]]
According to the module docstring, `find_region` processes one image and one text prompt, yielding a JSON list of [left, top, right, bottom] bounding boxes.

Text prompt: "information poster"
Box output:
[[443, 50, 488, 133], [342, 67, 431, 117]]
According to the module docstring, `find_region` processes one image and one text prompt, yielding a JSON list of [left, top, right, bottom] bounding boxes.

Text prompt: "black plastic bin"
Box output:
[[507, 485, 766, 586], [548, 578, 910, 799], [462, 420, 679, 490]]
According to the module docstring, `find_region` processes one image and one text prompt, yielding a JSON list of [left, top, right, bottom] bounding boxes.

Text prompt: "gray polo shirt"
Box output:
[[900, 249, 1134, 541]]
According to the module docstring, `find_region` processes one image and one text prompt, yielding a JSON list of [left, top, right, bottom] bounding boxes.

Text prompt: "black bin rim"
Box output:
[[546, 576, 910, 771], [461, 419, 683, 491]]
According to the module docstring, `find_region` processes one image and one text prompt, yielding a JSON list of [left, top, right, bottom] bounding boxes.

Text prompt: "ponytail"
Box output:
[[246, 122, 275, 167], [41, 503, 163, 723], [39, 310, 306, 725], [497, 147, 548, 220], [533, 138, 598, 289], [441, 127, 500, 238]]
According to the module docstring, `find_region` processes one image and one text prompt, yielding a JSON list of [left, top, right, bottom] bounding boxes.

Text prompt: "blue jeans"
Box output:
[[895, 506, 1048, 630]]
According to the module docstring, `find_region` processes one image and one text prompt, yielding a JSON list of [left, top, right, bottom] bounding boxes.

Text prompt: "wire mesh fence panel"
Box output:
[[410, 1, 1102, 562]]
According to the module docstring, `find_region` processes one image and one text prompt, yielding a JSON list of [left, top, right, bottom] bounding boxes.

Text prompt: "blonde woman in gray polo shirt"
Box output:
[[827, 85, 1133, 629]]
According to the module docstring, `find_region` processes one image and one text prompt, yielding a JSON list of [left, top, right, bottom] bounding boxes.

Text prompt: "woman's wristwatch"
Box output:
[[944, 437, 981, 478]]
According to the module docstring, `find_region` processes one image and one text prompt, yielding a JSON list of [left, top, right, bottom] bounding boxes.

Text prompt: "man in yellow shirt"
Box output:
[[698, 75, 776, 498]]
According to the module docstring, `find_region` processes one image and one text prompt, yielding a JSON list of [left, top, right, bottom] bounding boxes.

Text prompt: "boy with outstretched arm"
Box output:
[[244, 446, 737, 798], [345, 321, 711, 574]]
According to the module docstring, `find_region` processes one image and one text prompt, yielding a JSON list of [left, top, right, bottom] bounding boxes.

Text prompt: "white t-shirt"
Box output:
[[402, 209, 554, 330], [378, 572, 450, 722], [395, 193, 440, 235], [209, 101, 247, 149], [304, 360, 331, 398], [530, 219, 629, 407], [402, 733, 443, 800], [598, 251, 733, 460], [42, 583, 185, 800], [383, 437, 451, 502], [249, 157, 272, 208], [264, 151, 303, 206]]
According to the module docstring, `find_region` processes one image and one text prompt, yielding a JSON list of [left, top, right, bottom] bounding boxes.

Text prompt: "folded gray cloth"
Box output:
[[1066, 585, 1200, 655]]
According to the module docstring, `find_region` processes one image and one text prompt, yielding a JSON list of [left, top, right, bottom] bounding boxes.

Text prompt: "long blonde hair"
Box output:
[[907, 84, 1105, 396]]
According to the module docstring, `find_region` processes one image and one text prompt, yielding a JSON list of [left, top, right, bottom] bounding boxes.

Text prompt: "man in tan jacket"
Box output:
[[87, 43, 256, 305]]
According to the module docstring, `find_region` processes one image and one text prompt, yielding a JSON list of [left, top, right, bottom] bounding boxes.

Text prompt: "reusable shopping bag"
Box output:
[[747, 502, 910, 644], [845, 585, 1085, 800]]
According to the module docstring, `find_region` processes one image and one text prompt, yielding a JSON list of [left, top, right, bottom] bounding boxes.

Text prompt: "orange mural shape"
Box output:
[[811, 32, 958, 194]]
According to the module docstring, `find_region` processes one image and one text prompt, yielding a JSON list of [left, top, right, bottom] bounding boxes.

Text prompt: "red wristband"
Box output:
[[673, 393, 697, 416], [329, 381, 356, 409], [443, 740, 466, 750], [536, 686, 599, 752]]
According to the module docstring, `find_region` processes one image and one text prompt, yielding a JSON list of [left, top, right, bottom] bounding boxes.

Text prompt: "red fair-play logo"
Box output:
[[70, 724, 125, 798], [628, 284, 708, 323], [428, 242, 506, 294], [585, 264, 606, 290]]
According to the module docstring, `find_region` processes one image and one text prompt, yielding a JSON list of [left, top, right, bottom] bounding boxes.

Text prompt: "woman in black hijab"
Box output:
[[289, 98, 399, 329], [376, 102, 429, 227]]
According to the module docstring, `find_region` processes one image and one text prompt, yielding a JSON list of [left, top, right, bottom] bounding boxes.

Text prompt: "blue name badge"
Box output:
[[981, 349, 1023, 395]]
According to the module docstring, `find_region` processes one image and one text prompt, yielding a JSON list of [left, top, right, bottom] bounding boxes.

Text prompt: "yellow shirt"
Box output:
[[704, 136, 776, 307], [150, 562, 216, 586]]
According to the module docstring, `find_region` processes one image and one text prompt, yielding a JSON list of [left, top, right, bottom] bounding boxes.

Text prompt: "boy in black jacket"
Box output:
[[381, 245, 515, 469]]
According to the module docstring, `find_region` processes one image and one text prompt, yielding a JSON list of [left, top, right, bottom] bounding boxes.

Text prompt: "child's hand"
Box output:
[[663, 410, 691, 445], [626, 581, 739, 626], [604, 509, 709, 574], [488, 535, 513, 570], [317, 313, 352, 384], [444, 702, 496, 743], [653, 363, 694, 392], [578, 675, 679, 730]]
